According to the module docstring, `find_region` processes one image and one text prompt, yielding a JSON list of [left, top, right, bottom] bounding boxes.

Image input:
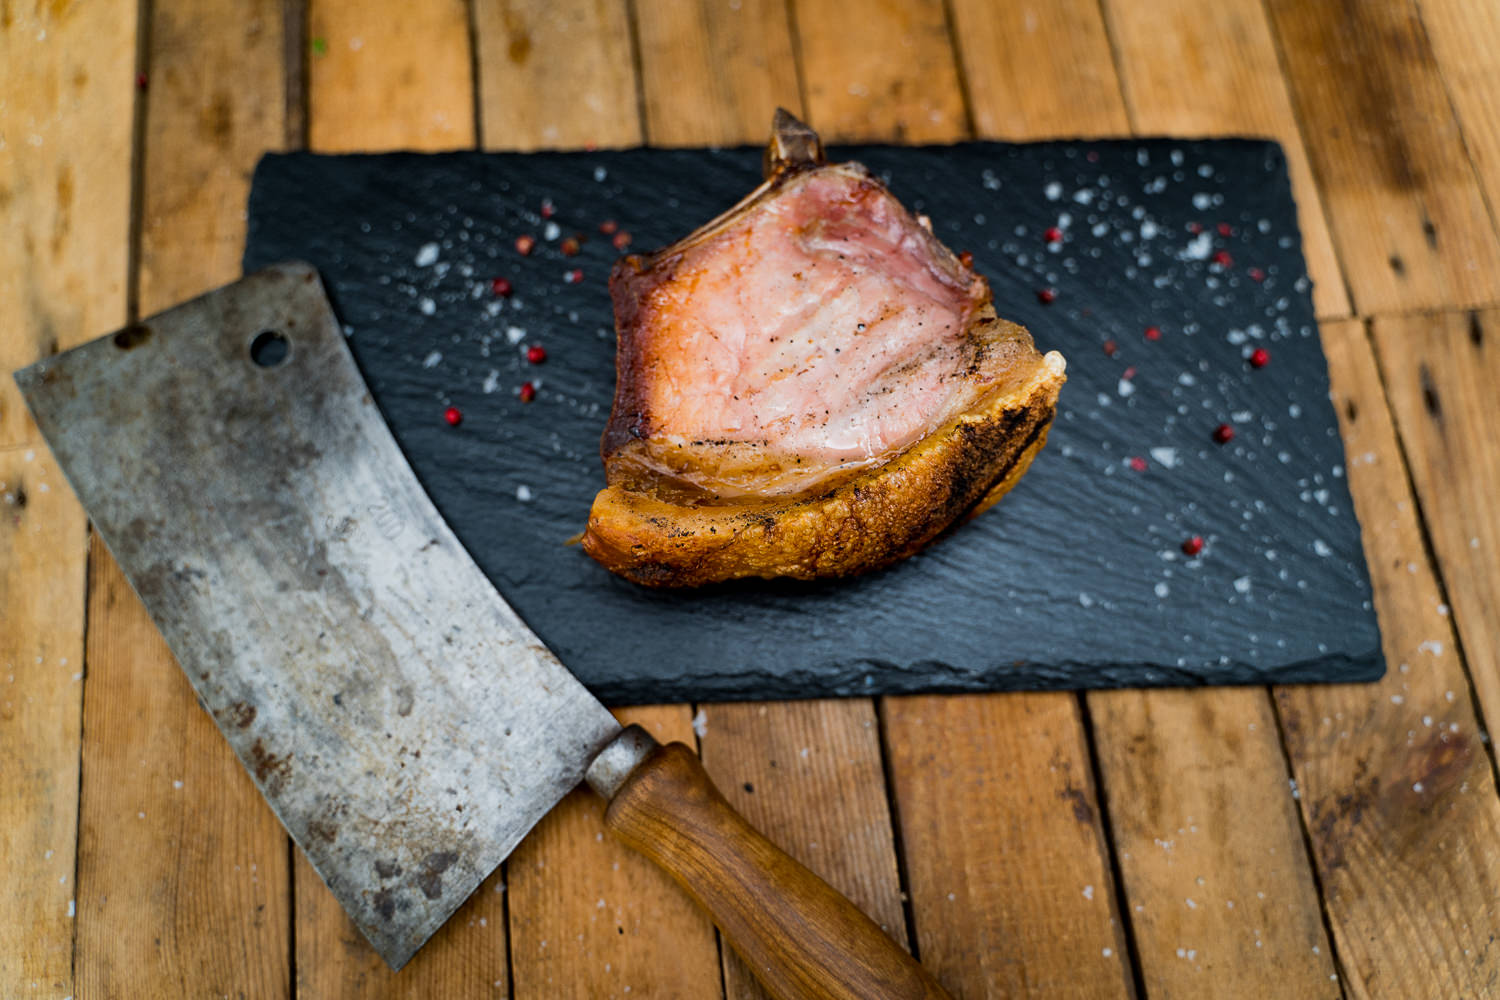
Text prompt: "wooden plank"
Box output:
[[72, 3, 294, 996], [469, 8, 723, 996], [0, 447, 88, 998], [1264, 0, 1500, 313], [507, 707, 722, 998], [1419, 0, 1500, 249], [1274, 318, 1500, 997], [634, 0, 801, 147], [630, 13, 914, 999], [699, 701, 910, 1000], [0, 1, 136, 445], [297, 1, 511, 993], [0, 3, 134, 995], [947, 0, 1127, 140], [77, 543, 292, 997], [473, 0, 642, 150], [1370, 309, 1500, 773], [1089, 689, 1339, 997], [1101, 0, 1351, 318], [1010, 5, 1346, 994], [790, 0, 966, 143], [884, 694, 1133, 998], [791, 2, 1136, 995], [308, 0, 475, 152]]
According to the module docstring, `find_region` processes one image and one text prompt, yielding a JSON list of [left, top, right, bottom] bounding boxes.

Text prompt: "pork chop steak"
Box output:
[[582, 111, 1067, 586]]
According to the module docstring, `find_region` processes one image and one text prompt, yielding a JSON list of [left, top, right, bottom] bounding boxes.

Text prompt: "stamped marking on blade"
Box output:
[[14, 262, 620, 968]]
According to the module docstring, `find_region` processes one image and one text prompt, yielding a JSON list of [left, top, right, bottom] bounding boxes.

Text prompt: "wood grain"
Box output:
[[1101, 0, 1350, 318], [508, 708, 722, 998], [1370, 309, 1500, 772], [629, 15, 913, 1000], [308, 0, 475, 152], [1419, 0, 1500, 248], [1020, 6, 1345, 994], [634, 0, 802, 147], [947, 0, 1127, 141], [701, 702, 913, 1000], [0, 446, 88, 998], [296, 1, 510, 992], [71, 2, 293, 996], [607, 739, 951, 1000], [0, 3, 134, 995], [1276, 318, 1500, 997], [883, 695, 1133, 999], [1089, 689, 1338, 997], [0, 0, 136, 445], [474, 0, 641, 151], [77, 538, 291, 998], [790, 0, 966, 143], [793, 4, 1136, 995], [1265, 0, 1500, 313], [470, 11, 724, 996]]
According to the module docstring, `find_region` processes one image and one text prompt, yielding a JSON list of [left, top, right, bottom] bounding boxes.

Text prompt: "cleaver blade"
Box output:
[[14, 261, 621, 969]]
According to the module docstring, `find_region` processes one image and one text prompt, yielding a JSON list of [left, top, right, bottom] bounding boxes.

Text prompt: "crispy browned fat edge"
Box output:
[[581, 351, 1066, 587]]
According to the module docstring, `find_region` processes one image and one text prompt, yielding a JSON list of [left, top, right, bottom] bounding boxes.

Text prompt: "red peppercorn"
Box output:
[[1037, 288, 1057, 305], [612, 231, 632, 250], [519, 381, 536, 403], [1103, 339, 1118, 357], [526, 344, 547, 364], [1044, 226, 1063, 244], [490, 276, 513, 297], [540, 199, 556, 219], [1248, 267, 1266, 282], [958, 250, 975, 268], [1182, 535, 1205, 557], [1249, 347, 1270, 369], [1213, 423, 1235, 444], [560, 236, 581, 257], [443, 405, 463, 427], [1212, 249, 1234, 268], [1130, 456, 1148, 473], [564, 268, 583, 284], [1144, 325, 1162, 341], [1122, 366, 1137, 380], [515, 234, 536, 255], [1217, 222, 1234, 237], [599, 219, 618, 235], [1189, 222, 1203, 235]]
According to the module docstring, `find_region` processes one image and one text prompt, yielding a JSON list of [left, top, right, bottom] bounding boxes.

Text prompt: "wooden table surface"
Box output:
[[5, 1, 1500, 997]]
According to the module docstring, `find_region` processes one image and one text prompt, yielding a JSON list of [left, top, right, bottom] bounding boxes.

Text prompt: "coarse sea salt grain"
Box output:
[[516, 485, 533, 502], [422, 350, 443, 368], [414, 242, 440, 267]]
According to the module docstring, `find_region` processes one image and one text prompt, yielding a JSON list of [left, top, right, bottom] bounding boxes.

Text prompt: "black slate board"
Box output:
[[244, 140, 1383, 704]]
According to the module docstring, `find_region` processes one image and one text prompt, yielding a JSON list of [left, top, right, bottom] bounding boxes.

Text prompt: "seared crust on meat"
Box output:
[[582, 319, 1065, 586]]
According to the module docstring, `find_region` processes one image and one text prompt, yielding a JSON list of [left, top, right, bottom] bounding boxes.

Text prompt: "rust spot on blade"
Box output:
[[375, 859, 403, 879], [221, 701, 257, 729], [250, 737, 292, 793], [373, 888, 397, 921], [417, 850, 459, 900]]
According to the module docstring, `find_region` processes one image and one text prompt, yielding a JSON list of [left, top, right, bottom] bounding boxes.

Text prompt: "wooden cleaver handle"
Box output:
[[595, 734, 954, 1000]]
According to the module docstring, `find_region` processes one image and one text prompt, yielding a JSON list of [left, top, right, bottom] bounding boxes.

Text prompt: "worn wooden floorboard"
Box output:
[[1275, 318, 1500, 998], [1265, 0, 1500, 314], [0, 2, 136, 997], [1370, 310, 1500, 780], [74, 2, 295, 997]]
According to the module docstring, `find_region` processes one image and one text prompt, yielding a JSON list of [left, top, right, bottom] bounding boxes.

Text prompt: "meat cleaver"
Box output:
[[14, 262, 951, 1000]]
